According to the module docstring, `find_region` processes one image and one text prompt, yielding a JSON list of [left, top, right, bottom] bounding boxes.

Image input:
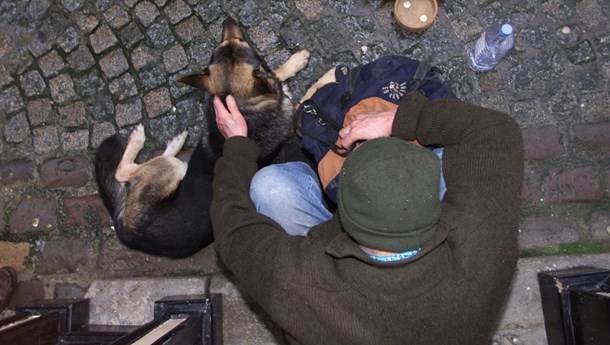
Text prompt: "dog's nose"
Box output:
[[222, 18, 244, 41]]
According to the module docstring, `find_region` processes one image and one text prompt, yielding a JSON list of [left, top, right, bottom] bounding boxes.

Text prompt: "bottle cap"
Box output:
[[501, 24, 513, 36]]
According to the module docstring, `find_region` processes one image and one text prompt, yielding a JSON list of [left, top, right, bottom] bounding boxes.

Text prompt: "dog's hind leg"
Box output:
[[275, 50, 311, 82], [299, 67, 337, 103], [115, 124, 145, 183], [163, 131, 188, 157]]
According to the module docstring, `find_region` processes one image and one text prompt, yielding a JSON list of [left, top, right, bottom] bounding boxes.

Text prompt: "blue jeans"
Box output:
[[250, 148, 446, 236], [250, 162, 333, 236]]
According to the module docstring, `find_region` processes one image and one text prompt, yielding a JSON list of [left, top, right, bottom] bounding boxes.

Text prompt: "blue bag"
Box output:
[[297, 55, 456, 203]]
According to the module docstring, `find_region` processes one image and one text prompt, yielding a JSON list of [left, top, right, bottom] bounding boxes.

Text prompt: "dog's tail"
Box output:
[[95, 135, 127, 232]]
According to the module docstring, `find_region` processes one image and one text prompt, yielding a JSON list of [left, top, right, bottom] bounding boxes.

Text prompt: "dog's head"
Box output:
[[180, 18, 282, 101]]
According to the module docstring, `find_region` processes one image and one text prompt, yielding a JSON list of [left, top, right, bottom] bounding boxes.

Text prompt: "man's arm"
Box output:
[[210, 96, 292, 308], [392, 92, 524, 234]]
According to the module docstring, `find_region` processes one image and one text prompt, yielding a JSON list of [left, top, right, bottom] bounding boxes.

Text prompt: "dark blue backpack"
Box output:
[[297, 55, 456, 203]]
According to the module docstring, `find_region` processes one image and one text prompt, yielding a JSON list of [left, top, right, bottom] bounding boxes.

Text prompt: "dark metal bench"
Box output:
[[538, 266, 610, 345], [0, 294, 222, 345]]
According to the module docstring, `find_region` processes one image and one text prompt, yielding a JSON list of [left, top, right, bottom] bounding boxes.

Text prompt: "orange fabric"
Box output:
[[318, 97, 398, 188]]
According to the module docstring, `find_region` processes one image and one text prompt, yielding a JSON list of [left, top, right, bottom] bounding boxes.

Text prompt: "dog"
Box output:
[[95, 18, 310, 258]]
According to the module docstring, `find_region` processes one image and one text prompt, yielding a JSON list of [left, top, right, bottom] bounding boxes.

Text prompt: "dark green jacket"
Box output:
[[211, 92, 524, 345]]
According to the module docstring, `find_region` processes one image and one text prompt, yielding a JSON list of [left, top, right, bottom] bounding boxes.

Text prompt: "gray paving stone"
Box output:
[[75, 70, 105, 97], [162, 44, 188, 74], [5, 112, 30, 143], [99, 49, 129, 78], [66, 45, 96, 72], [165, 0, 192, 25], [1, 85, 25, 115], [61, 0, 85, 12], [49, 73, 76, 104], [57, 26, 80, 54], [143, 87, 172, 118], [91, 121, 116, 148], [85, 92, 114, 122], [28, 31, 54, 58], [73, 12, 99, 34], [115, 98, 142, 127], [33, 125, 60, 154], [58, 101, 87, 127], [174, 16, 204, 43], [103, 3, 130, 29], [139, 65, 167, 90], [108, 73, 138, 101], [26, 98, 54, 126], [131, 44, 158, 70], [26, 0, 51, 20], [60, 129, 89, 151], [38, 49, 66, 77], [147, 20, 175, 48], [20, 69, 47, 97], [0, 65, 13, 88], [118, 22, 145, 49], [90, 24, 119, 54], [135, 1, 160, 27]]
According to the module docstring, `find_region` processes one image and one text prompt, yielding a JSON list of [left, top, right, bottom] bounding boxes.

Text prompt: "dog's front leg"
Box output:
[[274, 50, 311, 82], [115, 124, 145, 183]]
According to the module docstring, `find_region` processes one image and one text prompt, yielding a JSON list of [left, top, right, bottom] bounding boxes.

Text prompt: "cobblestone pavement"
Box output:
[[0, 0, 609, 344]]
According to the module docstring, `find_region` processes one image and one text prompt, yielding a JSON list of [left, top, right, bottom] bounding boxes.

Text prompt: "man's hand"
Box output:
[[213, 95, 248, 139], [338, 109, 396, 148]]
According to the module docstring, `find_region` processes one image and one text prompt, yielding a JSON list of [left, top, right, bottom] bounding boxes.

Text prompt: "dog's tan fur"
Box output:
[[300, 67, 337, 103]]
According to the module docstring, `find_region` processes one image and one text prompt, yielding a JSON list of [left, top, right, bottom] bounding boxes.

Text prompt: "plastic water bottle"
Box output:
[[469, 23, 514, 72]]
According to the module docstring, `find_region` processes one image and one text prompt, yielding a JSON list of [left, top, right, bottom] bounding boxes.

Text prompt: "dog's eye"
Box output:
[[202, 67, 210, 76]]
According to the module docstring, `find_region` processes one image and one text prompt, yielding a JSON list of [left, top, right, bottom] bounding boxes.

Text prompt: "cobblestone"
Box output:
[[542, 166, 602, 203], [49, 73, 76, 104], [108, 73, 138, 101], [58, 101, 87, 127], [38, 50, 66, 77], [66, 45, 96, 72], [20, 69, 47, 97], [519, 217, 580, 249], [26, 98, 54, 126], [32, 125, 60, 154], [36, 239, 89, 274], [143, 87, 172, 118], [0, 160, 34, 184], [40, 156, 90, 188], [9, 196, 58, 234], [116, 98, 143, 127], [99, 49, 129, 78]]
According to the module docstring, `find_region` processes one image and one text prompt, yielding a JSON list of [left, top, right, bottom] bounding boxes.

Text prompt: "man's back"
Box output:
[[211, 92, 523, 344]]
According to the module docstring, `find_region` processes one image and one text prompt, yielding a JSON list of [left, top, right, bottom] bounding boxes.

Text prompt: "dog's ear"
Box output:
[[180, 68, 210, 91], [253, 68, 281, 95]]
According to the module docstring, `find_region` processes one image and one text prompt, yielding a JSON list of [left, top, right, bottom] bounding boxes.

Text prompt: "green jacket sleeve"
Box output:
[[392, 92, 524, 242], [210, 136, 287, 307]]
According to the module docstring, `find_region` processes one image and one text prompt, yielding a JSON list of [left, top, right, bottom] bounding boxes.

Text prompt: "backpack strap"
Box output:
[[407, 55, 431, 92], [340, 65, 362, 108], [296, 100, 353, 157]]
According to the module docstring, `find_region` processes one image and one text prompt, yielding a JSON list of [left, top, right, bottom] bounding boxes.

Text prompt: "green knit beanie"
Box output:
[[337, 137, 441, 253]]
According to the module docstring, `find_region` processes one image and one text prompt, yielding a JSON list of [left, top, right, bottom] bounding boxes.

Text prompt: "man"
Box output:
[[211, 91, 523, 344]]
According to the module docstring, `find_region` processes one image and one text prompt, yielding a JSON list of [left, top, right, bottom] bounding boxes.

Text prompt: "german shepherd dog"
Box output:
[[95, 18, 310, 258]]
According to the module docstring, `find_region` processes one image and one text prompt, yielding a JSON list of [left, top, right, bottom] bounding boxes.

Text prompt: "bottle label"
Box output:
[[473, 33, 487, 61]]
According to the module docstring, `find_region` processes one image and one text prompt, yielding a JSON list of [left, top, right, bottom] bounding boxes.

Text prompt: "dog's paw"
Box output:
[[129, 124, 145, 150], [291, 49, 311, 72], [164, 130, 188, 156]]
